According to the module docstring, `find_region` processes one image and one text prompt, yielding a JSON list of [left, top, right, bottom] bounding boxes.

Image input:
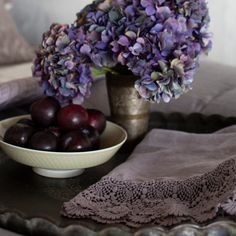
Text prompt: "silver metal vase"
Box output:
[[106, 73, 150, 143]]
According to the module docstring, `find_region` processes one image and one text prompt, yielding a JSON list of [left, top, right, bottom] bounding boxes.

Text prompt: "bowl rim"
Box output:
[[0, 115, 127, 156]]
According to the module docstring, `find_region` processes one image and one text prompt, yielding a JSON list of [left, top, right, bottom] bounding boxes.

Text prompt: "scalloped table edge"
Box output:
[[1, 209, 236, 236]]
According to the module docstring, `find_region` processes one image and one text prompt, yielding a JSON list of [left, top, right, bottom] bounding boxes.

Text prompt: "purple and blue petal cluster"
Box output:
[[33, 0, 212, 103], [74, 0, 212, 103], [32, 24, 92, 104]]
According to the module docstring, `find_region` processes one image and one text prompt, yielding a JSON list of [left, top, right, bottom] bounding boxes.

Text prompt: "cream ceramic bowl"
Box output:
[[0, 115, 127, 178]]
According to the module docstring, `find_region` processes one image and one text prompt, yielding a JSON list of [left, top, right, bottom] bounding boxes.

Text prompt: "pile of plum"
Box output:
[[4, 97, 106, 152]]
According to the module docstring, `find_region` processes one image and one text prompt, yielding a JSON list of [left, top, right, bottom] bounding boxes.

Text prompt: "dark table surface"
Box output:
[[1, 107, 236, 236]]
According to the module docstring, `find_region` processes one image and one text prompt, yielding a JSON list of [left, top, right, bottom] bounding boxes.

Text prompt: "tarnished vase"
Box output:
[[106, 73, 150, 143]]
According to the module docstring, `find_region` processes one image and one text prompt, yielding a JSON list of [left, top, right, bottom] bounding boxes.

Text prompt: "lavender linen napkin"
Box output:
[[61, 126, 236, 227]]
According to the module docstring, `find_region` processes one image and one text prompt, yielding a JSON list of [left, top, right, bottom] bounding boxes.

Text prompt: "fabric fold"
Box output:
[[62, 126, 236, 226]]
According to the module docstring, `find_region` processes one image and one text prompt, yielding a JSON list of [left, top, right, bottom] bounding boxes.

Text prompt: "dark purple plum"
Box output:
[[29, 131, 58, 151], [80, 125, 100, 150], [60, 130, 91, 152], [4, 124, 34, 147], [30, 97, 60, 127], [87, 109, 106, 134], [48, 127, 62, 138], [57, 104, 88, 131]]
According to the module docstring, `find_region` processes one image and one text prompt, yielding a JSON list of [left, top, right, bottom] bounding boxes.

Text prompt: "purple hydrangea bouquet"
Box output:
[[33, 0, 211, 104]]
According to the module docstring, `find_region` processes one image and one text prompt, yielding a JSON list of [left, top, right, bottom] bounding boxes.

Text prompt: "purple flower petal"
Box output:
[[80, 44, 91, 54], [65, 61, 75, 70], [95, 41, 107, 50], [137, 37, 145, 44], [118, 36, 130, 47], [125, 5, 135, 16], [162, 92, 171, 103], [129, 43, 143, 55], [159, 31, 175, 50], [157, 6, 171, 19], [146, 5, 156, 16], [111, 41, 120, 53], [141, 0, 153, 8], [150, 23, 163, 34]]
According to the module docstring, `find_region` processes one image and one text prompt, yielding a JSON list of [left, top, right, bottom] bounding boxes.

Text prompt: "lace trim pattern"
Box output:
[[62, 159, 236, 227], [221, 190, 236, 215]]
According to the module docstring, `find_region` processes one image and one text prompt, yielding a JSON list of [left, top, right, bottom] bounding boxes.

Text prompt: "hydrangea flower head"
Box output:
[[74, 0, 212, 103], [32, 23, 92, 104]]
